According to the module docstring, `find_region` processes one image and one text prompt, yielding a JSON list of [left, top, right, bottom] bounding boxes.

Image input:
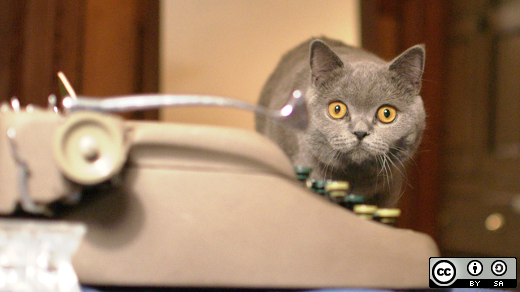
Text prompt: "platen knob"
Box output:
[[53, 112, 126, 185]]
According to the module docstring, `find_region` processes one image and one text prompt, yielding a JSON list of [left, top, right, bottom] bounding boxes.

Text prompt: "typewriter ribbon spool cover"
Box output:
[[53, 111, 127, 186]]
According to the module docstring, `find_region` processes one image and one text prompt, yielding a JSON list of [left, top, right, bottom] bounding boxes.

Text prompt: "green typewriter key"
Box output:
[[373, 208, 401, 226], [294, 166, 312, 182], [310, 180, 328, 196], [353, 204, 378, 220], [341, 194, 365, 211], [324, 181, 350, 203]]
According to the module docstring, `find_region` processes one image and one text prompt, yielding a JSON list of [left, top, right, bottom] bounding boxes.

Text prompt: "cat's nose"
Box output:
[[353, 131, 369, 140]]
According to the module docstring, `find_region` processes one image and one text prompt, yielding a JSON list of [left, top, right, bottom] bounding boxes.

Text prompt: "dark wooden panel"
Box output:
[[53, 0, 87, 95], [1, 0, 159, 119], [136, 0, 159, 95], [434, 0, 520, 258], [132, 0, 159, 120], [494, 36, 520, 157], [411, 0, 448, 238], [1, 0, 86, 106], [81, 0, 159, 120], [20, 0, 59, 106], [0, 1, 26, 101], [82, 0, 140, 96]]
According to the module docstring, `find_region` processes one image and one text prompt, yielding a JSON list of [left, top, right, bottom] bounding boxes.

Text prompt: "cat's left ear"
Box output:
[[388, 44, 425, 93]]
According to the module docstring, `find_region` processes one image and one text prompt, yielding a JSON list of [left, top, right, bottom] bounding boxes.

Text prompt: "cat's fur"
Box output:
[[256, 37, 426, 207]]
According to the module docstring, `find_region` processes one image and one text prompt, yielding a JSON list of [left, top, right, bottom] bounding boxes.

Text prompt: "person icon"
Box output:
[[467, 260, 483, 276]]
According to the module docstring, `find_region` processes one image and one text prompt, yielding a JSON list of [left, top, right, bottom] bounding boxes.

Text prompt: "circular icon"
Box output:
[[467, 260, 483, 276], [491, 260, 507, 276], [432, 260, 457, 285]]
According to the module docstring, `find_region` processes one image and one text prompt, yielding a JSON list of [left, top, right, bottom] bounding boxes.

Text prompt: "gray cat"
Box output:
[[256, 37, 425, 207]]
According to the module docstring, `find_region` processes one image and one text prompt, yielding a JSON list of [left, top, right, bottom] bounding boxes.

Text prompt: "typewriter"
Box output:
[[0, 74, 438, 292]]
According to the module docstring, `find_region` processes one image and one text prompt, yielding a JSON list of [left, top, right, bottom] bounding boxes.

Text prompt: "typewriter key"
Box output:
[[374, 208, 401, 226], [353, 204, 377, 220], [324, 181, 349, 203], [294, 166, 312, 182], [310, 180, 327, 196], [341, 194, 365, 211]]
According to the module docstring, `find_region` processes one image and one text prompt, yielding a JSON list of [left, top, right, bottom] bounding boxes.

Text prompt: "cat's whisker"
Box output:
[[378, 155, 389, 189], [386, 152, 406, 179], [374, 156, 380, 190], [393, 152, 409, 171], [334, 152, 348, 177], [390, 184, 407, 207], [385, 156, 393, 191], [328, 151, 341, 179], [392, 146, 418, 167], [383, 154, 395, 192], [387, 153, 407, 178], [394, 147, 415, 162], [380, 155, 391, 184], [323, 155, 331, 179], [387, 151, 414, 190], [320, 148, 336, 180], [392, 148, 421, 183], [387, 154, 413, 191], [311, 142, 329, 161], [376, 155, 386, 176], [310, 146, 321, 162], [375, 155, 387, 191]]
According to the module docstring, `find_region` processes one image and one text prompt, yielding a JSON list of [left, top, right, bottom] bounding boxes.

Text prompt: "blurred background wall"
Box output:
[[159, 0, 360, 130]]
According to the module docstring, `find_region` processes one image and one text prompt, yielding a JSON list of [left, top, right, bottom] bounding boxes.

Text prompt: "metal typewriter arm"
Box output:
[[63, 90, 308, 131]]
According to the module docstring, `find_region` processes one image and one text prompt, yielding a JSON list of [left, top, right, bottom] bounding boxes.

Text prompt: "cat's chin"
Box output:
[[343, 149, 376, 165], [349, 150, 373, 164]]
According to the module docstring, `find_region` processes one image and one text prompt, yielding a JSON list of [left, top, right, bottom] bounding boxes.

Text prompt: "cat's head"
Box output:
[[305, 40, 426, 172]]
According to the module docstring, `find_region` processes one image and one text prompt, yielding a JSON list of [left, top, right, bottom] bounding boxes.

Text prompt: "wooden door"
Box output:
[[439, 0, 520, 258], [0, 0, 159, 120]]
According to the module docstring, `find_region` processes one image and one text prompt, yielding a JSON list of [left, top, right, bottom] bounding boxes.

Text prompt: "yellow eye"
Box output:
[[377, 106, 397, 123], [328, 101, 348, 119]]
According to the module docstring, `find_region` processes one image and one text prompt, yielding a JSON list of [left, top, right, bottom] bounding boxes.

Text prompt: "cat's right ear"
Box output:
[[310, 40, 344, 85]]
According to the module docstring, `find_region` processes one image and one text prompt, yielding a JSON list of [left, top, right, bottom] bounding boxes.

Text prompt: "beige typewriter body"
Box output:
[[0, 106, 439, 289]]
